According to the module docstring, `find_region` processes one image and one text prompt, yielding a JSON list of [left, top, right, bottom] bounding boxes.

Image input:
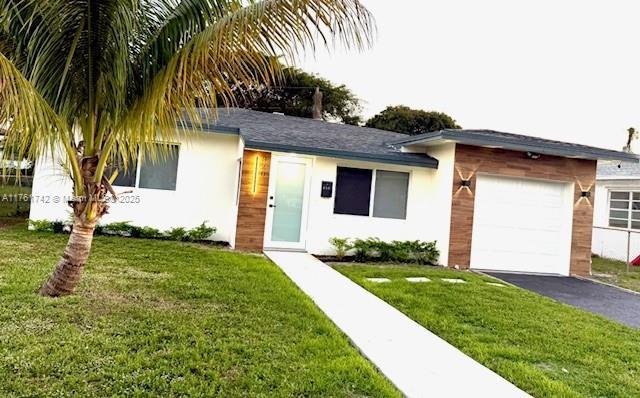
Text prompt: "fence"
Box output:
[[592, 226, 640, 272]]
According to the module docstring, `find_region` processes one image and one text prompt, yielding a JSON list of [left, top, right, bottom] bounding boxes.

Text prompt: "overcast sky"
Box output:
[[300, 0, 640, 151]]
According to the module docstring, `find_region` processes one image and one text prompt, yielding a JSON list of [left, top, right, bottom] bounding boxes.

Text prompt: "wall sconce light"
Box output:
[[581, 191, 591, 198], [526, 152, 542, 160], [461, 179, 472, 188], [252, 155, 260, 195]]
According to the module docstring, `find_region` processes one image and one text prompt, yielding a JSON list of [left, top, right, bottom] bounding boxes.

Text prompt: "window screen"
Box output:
[[373, 170, 409, 219], [333, 167, 372, 216], [138, 145, 180, 190]]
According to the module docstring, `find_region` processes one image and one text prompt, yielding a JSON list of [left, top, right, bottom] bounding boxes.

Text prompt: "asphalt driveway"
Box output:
[[484, 272, 640, 329]]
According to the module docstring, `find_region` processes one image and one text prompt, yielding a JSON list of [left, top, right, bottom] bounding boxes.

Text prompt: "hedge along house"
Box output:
[[30, 109, 636, 276]]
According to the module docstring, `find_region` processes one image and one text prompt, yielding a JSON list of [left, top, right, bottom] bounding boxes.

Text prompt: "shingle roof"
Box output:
[[597, 161, 640, 179], [390, 129, 639, 162], [182, 108, 439, 168]]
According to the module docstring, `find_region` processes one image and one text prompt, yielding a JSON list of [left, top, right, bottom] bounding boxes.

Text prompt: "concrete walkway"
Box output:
[[265, 251, 529, 398]]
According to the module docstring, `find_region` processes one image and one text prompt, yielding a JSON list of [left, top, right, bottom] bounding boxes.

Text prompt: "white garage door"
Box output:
[[470, 174, 574, 275]]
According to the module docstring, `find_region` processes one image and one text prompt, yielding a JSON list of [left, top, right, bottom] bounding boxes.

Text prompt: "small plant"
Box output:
[[166, 227, 187, 241], [28, 219, 54, 232], [52, 220, 65, 234], [329, 237, 351, 260], [186, 222, 216, 241]]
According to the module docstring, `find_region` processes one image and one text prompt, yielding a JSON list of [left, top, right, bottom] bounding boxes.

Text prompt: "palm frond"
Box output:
[[0, 0, 374, 196], [118, 0, 373, 163], [0, 50, 81, 189]]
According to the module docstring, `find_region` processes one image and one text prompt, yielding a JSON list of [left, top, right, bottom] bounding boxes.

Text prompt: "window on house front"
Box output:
[[333, 166, 410, 219], [108, 144, 180, 191], [334, 167, 372, 216], [109, 154, 137, 187], [373, 170, 409, 219], [609, 191, 640, 229], [139, 145, 180, 190]]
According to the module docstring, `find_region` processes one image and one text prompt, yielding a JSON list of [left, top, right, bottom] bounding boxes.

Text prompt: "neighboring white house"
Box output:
[[30, 108, 636, 276], [592, 161, 640, 262]]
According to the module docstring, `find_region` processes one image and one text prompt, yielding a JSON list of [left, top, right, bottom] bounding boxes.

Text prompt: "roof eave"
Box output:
[[178, 121, 240, 135], [244, 141, 439, 169], [396, 132, 639, 163], [596, 175, 640, 181]]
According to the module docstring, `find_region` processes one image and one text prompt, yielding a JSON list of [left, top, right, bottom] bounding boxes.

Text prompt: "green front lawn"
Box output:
[[334, 264, 640, 398], [0, 222, 399, 397], [592, 256, 640, 293]]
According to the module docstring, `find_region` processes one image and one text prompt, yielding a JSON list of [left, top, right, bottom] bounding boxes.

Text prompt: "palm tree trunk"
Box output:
[[38, 218, 96, 297]]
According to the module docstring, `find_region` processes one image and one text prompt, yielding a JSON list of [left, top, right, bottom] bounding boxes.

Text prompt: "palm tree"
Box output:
[[0, 0, 373, 297]]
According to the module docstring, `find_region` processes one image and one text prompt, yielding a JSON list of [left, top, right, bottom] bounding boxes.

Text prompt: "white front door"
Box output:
[[470, 174, 574, 275], [264, 156, 312, 250]]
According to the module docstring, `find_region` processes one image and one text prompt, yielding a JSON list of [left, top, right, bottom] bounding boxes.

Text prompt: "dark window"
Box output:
[[139, 144, 180, 190], [334, 167, 372, 216], [106, 154, 137, 187]]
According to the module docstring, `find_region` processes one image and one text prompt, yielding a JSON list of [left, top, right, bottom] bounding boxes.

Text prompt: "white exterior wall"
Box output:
[[592, 178, 640, 262], [227, 138, 245, 248], [302, 143, 456, 265], [29, 132, 242, 243], [31, 131, 458, 258]]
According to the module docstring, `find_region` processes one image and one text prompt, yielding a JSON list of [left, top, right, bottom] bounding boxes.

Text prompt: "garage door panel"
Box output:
[[470, 175, 574, 275]]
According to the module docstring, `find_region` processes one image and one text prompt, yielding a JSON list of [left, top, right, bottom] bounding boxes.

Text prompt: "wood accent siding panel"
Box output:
[[235, 150, 271, 251], [449, 144, 597, 276]]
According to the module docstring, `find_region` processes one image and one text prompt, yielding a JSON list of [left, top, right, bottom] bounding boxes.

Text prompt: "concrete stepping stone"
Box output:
[[486, 282, 506, 287], [406, 277, 431, 283], [441, 278, 466, 284], [366, 277, 391, 283]]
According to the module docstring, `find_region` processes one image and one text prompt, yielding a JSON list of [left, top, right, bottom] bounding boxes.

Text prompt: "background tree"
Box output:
[[624, 127, 638, 153], [226, 64, 363, 124], [0, 0, 373, 297], [365, 105, 461, 135]]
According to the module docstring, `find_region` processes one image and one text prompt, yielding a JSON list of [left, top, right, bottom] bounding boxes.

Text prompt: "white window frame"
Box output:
[[608, 190, 640, 230], [333, 166, 411, 220]]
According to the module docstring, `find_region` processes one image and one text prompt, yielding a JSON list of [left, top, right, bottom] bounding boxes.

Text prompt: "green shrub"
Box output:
[[352, 238, 375, 262], [390, 240, 439, 265], [139, 226, 162, 239], [344, 237, 440, 265], [28, 219, 54, 232], [37, 219, 217, 243], [52, 221, 65, 234], [165, 227, 187, 241], [129, 226, 142, 238], [186, 222, 216, 241], [104, 221, 135, 236], [328, 237, 351, 260]]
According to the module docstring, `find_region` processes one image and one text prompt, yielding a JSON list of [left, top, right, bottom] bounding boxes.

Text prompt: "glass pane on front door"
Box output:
[[271, 161, 306, 242]]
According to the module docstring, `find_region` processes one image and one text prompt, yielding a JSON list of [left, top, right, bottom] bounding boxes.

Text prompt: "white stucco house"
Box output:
[[30, 108, 636, 276], [592, 160, 640, 262]]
